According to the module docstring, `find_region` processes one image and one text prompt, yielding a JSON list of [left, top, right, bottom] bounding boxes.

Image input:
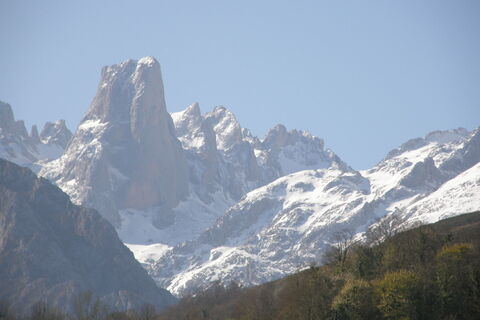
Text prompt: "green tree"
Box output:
[[349, 246, 378, 280], [374, 270, 421, 320], [277, 268, 336, 320], [435, 243, 480, 319], [332, 279, 378, 320]]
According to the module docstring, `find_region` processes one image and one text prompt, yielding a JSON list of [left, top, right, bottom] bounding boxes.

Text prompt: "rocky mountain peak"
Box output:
[[137, 56, 158, 66], [183, 102, 202, 119], [424, 128, 470, 144], [41, 57, 188, 226], [30, 125, 40, 143], [385, 128, 471, 160], [171, 102, 203, 137], [205, 106, 243, 150], [0, 101, 71, 169], [14, 120, 28, 138], [0, 101, 15, 133], [171, 102, 218, 159], [263, 124, 288, 148], [86, 56, 165, 126], [40, 120, 72, 148], [0, 101, 28, 138], [262, 124, 324, 151]]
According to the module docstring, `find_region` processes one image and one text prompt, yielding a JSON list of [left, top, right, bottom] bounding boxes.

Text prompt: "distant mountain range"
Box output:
[[0, 101, 71, 172], [0, 56, 478, 300]]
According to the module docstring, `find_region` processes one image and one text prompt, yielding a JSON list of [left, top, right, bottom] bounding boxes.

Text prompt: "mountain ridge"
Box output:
[[1, 56, 478, 298]]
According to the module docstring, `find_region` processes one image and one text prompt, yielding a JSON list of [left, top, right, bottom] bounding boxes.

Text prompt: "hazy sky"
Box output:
[[1, 0, 479, 169]]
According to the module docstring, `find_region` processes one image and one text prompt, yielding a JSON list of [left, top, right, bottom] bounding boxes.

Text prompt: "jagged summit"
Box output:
[[30, 124, 40, 142], [171, 102, 203, 138], [88, 56, 166, 126], [257, 123, 347, 176], [205, 106, 244, 151], [39, 120, 72, 148], [385, 128, 470, 161], [263, 124, 324, 151], [137, 56, 159, 66], [0, 101, 71, 169], [0, 101, 28, 138]]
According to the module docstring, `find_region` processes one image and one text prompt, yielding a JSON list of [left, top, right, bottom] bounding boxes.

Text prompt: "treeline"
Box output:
[[158, 212, 480, 320], [0, 292, 160, 320], [1, 212, 479, 320]]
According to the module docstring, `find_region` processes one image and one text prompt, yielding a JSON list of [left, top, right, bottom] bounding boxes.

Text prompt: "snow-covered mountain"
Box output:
[[17, 56, 477, 297], [39, 57, 345, 249], [0, 101, 72, 171], [147, 128, 480, 296]]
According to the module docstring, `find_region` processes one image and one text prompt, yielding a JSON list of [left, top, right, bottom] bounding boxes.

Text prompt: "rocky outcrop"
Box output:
[[204, 106, 243, 151], [440, 129, 480, 176], [399, 157, 444, 189], [0, 158, 175, 313], [259, 124, 349, 176], [0, 101, 27, 137]]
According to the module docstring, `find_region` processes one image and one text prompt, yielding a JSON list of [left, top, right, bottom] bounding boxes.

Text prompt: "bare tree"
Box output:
[[0, 300, 15, 320], [72, 292, 108, 320], [136, 304, 157, 320], [324, 229, 358, 272], [30, 302, 64, 320], [365, 213, 405, 246]]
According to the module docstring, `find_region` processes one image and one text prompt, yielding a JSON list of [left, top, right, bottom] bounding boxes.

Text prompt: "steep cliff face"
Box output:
[[41, 57, 188, 226], [0, 158, 175, 313]]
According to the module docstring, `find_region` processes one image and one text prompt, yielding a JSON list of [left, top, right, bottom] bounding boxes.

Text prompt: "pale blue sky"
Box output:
[[1, 0, 479, 169]]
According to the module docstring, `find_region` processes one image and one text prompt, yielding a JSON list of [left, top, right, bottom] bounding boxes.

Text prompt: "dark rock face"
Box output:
[[0, 158, 175, 313], [400, 157, 444, 189], [440, 129, 480, 176]]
